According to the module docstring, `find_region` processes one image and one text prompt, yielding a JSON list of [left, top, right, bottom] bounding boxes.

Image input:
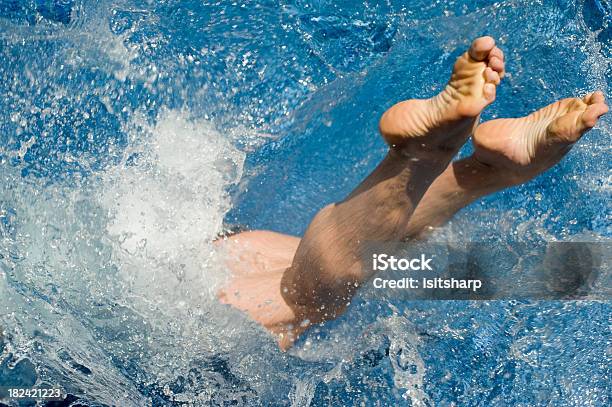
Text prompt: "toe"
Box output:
[[490, 46, 504, 62], [488, 47, 505, 77], [484, 67, 500, 85], [580, 102, 609, 130], [483, 83, 496, 101], [489, 56, 504, 74], [469, 36, 496, 61], [584, 90, 606, 105]]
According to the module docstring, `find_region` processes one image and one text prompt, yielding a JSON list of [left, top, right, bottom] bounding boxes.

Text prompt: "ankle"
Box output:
[[388, 143, 458, 169], [455, 155, 518, 191]]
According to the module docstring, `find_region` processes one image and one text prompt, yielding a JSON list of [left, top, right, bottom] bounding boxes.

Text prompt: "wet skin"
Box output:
[[218, 37, 608, 350]]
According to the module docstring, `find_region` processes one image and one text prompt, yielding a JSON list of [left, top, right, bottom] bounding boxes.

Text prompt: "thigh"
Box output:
[[215, 230, 301, 275]]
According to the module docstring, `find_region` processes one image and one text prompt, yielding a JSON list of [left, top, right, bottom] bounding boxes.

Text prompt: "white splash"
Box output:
[[0, 109, 247, 405], [102, 110, 243, 297]]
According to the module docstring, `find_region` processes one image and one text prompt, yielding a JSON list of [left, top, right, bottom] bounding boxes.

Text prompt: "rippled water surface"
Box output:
[[0, 0, 610, 405]]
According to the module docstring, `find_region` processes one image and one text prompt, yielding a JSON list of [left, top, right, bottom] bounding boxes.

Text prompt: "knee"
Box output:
[[283, 259, 364, 310]]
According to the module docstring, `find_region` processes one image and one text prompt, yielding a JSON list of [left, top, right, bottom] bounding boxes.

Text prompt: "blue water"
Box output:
[[0, 0, 610, 406]]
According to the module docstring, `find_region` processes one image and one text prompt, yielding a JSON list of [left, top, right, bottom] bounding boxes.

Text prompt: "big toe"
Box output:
[[580, 101, 608, 130], [583, 90, 606, 106], [468, 36, 496, 61]]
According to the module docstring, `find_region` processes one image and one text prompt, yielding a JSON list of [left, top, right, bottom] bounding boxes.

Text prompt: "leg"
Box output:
[[217, 231, 301, 342], [217, 230, 300, 273], [220, 37, 505, 349], [405, 90, 609, 240], [403, 90, 607, 238], [219, 92, 607, 350]]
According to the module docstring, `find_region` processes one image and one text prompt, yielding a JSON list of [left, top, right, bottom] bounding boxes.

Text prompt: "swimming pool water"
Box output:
[[0, 0, 610, 405]]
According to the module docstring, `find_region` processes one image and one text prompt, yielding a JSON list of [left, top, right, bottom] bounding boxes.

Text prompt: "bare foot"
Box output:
[[379, 36, 505, 152], [473, 91, 608, 184], [216, 231, 306, 350]]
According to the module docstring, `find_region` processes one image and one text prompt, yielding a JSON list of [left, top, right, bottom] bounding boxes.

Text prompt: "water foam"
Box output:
[[0, 109, 247, 404], [101, 110, 243, 300]]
